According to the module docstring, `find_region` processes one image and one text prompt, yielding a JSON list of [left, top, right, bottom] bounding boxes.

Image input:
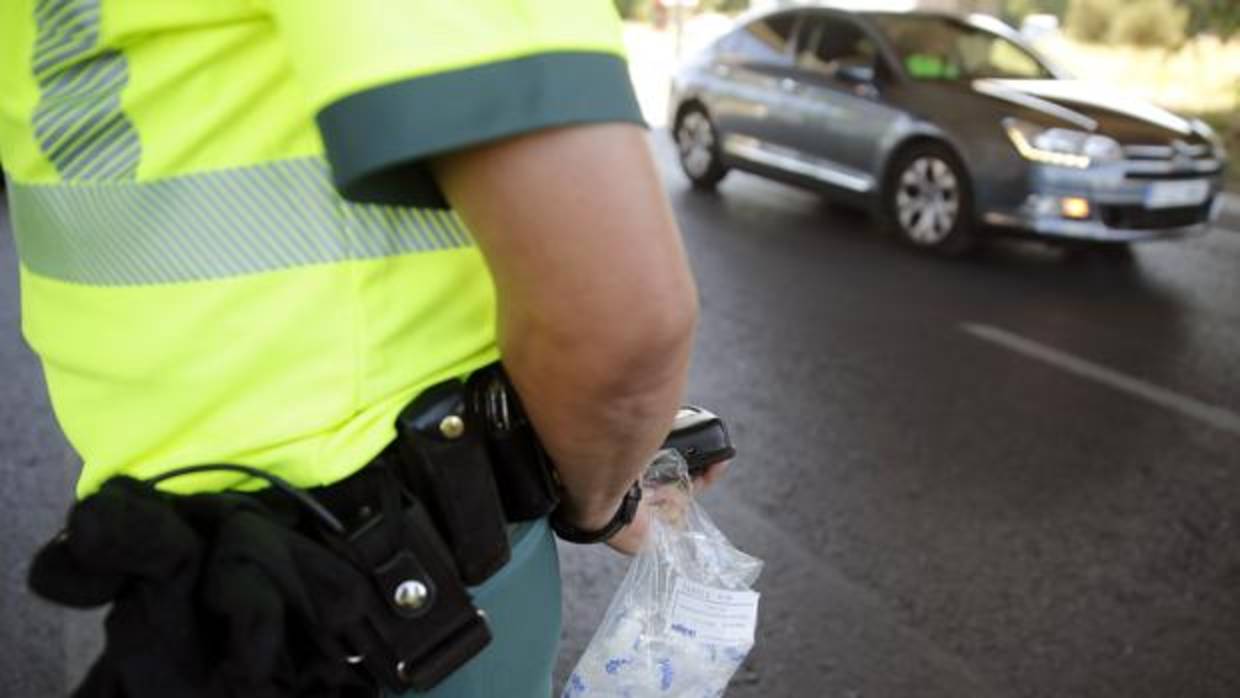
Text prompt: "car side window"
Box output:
[[796, 17, 877, 79], [981, 38, 1046, 79], [730, 13, 798, 65]]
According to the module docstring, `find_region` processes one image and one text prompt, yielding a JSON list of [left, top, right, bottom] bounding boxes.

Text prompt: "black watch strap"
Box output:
[[549, 482, 643, 544]]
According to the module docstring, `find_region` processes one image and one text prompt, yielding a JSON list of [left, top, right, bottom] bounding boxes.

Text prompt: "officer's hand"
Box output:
[[605, 461, 730, 556]]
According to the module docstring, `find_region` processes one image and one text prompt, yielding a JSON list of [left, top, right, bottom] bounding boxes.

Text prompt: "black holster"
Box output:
[[394, 376, 512, 586], [467, 365, 560, 522]]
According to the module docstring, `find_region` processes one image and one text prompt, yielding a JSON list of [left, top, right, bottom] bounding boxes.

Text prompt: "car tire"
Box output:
[[674, 106, 729, 191], [881, 142, 975, 256]]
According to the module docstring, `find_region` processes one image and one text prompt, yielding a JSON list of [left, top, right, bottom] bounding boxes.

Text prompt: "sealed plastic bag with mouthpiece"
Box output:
[[562, 450, 763, 697]]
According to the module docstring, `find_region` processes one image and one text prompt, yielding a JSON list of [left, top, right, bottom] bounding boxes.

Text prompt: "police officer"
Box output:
[[1, 1, 705, 695]]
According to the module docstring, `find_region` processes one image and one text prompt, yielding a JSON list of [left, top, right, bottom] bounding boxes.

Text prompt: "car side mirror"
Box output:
[[836, 63, 875, 85], [836, 62, 879, 99]]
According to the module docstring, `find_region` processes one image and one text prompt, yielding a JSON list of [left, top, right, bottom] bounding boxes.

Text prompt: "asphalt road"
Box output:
[[4, 136, 1240, 698]]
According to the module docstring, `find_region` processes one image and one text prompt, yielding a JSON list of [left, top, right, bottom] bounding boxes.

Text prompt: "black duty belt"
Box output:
[[26, 363, 735, 698]]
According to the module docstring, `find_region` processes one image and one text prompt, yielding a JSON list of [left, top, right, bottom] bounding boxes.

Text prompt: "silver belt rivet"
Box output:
[[439, 415, 465, 439], [394, 580, 430, 610]]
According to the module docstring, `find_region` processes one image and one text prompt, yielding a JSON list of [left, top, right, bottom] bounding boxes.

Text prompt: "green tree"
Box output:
[[1001, 0, 1068, 23], [1065, 0, 1240, 44], [1181, 0, 1240, 41], [701, 0, 751, 12], [612, 0, 653, 20], [1064, 0, 1123, 42], [1108, 0, 1189, 47]]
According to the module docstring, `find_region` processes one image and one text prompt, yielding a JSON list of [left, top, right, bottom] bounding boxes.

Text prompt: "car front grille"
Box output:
[[1121, 141, 1222, 179], [1126, 168, 1223, 180], [1099, 202, 1213, 230], [1123, 143, 1211, 159], [1125, 166, 1224, 180]]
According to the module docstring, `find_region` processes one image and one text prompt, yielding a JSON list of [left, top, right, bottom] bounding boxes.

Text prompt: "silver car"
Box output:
[[669, 8, 1228, 255]]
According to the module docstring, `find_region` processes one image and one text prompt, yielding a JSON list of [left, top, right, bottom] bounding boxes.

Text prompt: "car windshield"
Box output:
[[872, 15, 1054, 81]]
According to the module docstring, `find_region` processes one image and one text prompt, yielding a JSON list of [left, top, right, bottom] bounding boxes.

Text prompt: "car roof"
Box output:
[[741, 6, 1005, 29], [741, 5, 961, 19], [738, 7, 1025, 46]]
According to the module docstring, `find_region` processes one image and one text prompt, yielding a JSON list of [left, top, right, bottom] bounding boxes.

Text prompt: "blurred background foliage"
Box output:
[[613, 0, 753, 20], [1013, 0, 1238, 46], [612, 0, 652, 19], [1065, 0, 1188, 47]]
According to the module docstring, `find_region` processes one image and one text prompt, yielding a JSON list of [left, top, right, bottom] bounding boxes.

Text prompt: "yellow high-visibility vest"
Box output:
[[0, 0, 642, 496]]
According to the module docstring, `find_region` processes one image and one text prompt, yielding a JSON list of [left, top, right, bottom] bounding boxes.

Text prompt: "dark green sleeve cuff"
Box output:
[[316, 51, 646, 208]]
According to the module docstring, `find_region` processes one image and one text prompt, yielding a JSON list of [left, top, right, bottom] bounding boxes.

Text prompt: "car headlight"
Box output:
[[1003, 118, 1122, 169]]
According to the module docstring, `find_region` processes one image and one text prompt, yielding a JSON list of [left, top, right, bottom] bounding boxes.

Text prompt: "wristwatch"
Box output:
[[549, 482, 643, 544]]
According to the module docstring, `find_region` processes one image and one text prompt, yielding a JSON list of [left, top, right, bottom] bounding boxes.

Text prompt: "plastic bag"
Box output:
[[562, 450, 763, 697]]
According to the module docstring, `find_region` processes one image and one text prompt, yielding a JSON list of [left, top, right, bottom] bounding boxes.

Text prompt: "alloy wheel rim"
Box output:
[[895, 157, 960, 245], [677, 112, 715, 178]]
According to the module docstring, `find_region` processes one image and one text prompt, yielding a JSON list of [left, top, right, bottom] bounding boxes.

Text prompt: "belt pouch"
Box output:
[[395, 379, 511, 586], [344, 493, 491, 692]]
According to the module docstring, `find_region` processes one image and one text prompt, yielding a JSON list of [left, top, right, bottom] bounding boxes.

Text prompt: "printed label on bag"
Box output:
[[667, 578, 760, 646]]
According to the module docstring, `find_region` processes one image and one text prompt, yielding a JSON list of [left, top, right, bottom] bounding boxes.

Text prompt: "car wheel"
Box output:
[[674, 106, 728, 190], [882, 143, 975, 256]]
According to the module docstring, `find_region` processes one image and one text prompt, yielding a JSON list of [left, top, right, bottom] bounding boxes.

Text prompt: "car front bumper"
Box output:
[[982, 162, 1225, 243]]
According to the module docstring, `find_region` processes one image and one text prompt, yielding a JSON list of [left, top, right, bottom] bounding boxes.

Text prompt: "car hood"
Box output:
[[970, 79, 1199, 143]]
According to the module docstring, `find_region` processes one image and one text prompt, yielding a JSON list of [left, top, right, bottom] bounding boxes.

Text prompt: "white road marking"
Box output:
[[961, 323, 1240, 437]]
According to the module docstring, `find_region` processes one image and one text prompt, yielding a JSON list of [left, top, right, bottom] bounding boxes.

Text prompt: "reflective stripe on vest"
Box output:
[[30, 0, 141, 182], [9, 157, 474, 285]]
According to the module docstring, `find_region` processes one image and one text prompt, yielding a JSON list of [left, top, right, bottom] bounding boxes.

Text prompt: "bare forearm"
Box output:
[[501, 297, 694, 529], [434, 124, 698, 529]]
